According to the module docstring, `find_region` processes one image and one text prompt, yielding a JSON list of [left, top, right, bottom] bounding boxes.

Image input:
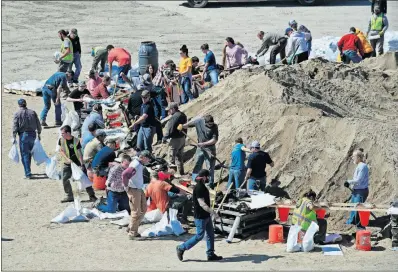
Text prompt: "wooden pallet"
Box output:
[[3, 88, 41, 97]]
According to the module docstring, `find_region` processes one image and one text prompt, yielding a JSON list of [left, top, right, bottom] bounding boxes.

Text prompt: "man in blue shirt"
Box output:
[[81, 104, 105, 140], [227, 138, 251, 189], [91, 140, 117, 176], [81, 123, 97, 152], [40, 71, 73, 127], [200, 44, 218, 86]]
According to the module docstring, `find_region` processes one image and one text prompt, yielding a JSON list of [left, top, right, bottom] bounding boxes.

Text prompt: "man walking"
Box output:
[[367, 7, 389, 57], [163, 102, 187, 176], [56, 30, 74, 73], [285, 28, 309, 64], [179, 115, 218, 189], [12, 99, 42, 179], [40, 71, 73, 127], [337, 27, 364, 64], [255, 31, 288, 64], [131, 90, 156, 152], [176, 169, 223, 262], [58, 125, 97, 203], [95, 154, 132, 214], [227, 138, 251, 189], [68, 29, 82, 84], [244, 141, 274, 192], [122, 150, 152, 239]]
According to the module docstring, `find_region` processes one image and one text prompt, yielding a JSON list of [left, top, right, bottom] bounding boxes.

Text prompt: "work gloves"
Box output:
[[177, 124, 183, 131], [344, 181, 350, 188], [379, 31, 384, 36]]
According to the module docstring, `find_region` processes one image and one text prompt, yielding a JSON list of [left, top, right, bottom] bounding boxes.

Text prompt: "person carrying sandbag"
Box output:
[[12, 99, 42, 179]]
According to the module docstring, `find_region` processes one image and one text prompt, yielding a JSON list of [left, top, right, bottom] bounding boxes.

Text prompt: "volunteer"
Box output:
[[337, 27, 364, 64], [288, 20, 312, 52], [178, 115, 219, 189], [91, 140, 117, 177], [227, 138, 251, 189], [66, 80, 90, 116], [255, 31, 288, 65], [122, 150, 152, 240], [366, 7, 389, 57], [200, 43, 219, 86], [58, 125, 97, 203], [292, 189, 328, 244], [12, 99, 42, 179], [56, 30, 74, 73], [178, 45, 195, 104], [83, 130, 106, 167], [107, 45, 132, 82], [87, 70, 102, 93], [224, 37, 248, 71], [91, 46, 108, 72], [68, 28, 82, 84], [344, 149, 370, 229], [90, 75, 111, 99], [162, 102, 187, 176], [176, 169, 223, 262], [81, 104, 105, 140], [40, 71, 73, 127], [285, 28, 309, 64]]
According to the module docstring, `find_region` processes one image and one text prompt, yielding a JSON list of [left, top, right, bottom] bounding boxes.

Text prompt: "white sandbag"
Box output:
[[54, 51, 61, 61], [302, 221, 319, 252], [249, 193, 275, 209], [71, 163, 92, 189], [45, 156, 61, 180], [51, 205, 78, 223], [98, 210, 129, 220], [61, 104, 69, 122], [8, 141, 19, 164], [31, 139, 49, 165], [141, 211, 173, 237], [111, 216, 130, 227], [70, 214, 89, 222], [142, 209, 163, 224], [169, 208, 185, 236], [286, 224, 302, 253], [69, 110, 80, 130]]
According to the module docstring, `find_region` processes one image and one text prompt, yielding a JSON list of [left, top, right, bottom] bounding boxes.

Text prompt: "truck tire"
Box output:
[[187, 0, 208, 8], [297, 0, 325, 6]]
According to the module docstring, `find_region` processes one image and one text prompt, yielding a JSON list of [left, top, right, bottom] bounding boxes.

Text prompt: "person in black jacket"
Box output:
[[162, 102, 187, 176], [68, 28, 82, 84], [371, 0, 387, 14]]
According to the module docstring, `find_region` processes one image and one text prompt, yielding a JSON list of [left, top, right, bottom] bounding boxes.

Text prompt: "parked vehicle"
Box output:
[[187, 0, 325, 8]]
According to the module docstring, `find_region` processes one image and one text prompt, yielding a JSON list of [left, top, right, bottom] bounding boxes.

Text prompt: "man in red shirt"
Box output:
[[107, 45, 131, 82], [91, 76, 111, 99], [337, 27, 364, 64]]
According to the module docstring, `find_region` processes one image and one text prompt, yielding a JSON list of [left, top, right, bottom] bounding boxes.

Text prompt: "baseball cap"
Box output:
[[95, 129, 106, 137], [166, 102, 179, 111], [289, 19, 297, 26], [18, 98, 27, 106], [285, 28, 293, 35], [196, 169, 210, 180], [250, 141, 261, 149], [141, 90, 150, 98], [78, 80, 86, 87]]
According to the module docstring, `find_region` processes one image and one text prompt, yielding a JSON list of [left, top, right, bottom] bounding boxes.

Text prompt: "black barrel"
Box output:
[[138, 41, 159, 75]]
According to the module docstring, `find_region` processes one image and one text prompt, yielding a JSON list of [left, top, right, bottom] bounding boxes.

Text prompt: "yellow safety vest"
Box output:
[[371, 15, 383, 31], [60, 137, 79, 163], [61, 37, 74, 63], [292, 197, 317, 231]]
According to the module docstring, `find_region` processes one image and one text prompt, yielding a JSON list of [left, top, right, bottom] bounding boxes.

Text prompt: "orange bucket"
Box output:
[[297, 230, 305, 244], [359, 211, 370, 227], [93, 175, 106, 190], [268, 224, 284, 244], [356, 230, 371, 251], [316, 209, 327, 219], [278, 207, 290, 222]]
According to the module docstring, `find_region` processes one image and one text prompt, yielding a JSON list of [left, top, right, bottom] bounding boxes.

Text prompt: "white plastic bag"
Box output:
[[142, 209, 163, 224], [69, 110, 80, 130], [302, 221, 319, 252], [31, 139, 49, 165], [71, 163, 92, 189], [45, 156, 61, 180], [61, 104, 69, 122], [286, 224, 302, 253], [169, 208, 185, 236], [141, 211, 173, 237], [8, 141, 19, 164]]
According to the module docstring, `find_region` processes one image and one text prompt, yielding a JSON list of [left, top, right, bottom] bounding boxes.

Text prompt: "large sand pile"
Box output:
[[158, 52, 398, 228]]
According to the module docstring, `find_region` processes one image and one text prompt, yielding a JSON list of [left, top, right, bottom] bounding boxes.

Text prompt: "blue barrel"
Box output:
[[138, 41, 159, 76]]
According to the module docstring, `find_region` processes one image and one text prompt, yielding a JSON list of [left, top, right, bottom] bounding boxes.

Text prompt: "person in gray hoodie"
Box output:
[[255, 31, 287, 65], [285, 28, 309, 64], [367, 6, 389, 57]]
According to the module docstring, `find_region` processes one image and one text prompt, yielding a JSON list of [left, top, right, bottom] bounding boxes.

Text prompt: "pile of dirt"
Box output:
[[156, 52, 398, 230]]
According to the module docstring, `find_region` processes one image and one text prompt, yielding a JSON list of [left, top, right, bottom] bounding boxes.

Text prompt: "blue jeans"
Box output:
[[248, 176, 266, 191], [19, 132, 36, 177], [205, 69, 219, 86], [137, 126, 155, 152], [178, 217, 214, 257], [98, 191, 130, 213], [343, 50, 362, 64], [180, 77, 194, 104], [227, 169, 244, 189], [153, 89, 167, 120], [307, 39, 312, 53], [69, 52, 82, 82], [191, 147, 216, 187], [40, 86, 62, 123], [116, 64, 131, 83], [347, 188, 369, 227]]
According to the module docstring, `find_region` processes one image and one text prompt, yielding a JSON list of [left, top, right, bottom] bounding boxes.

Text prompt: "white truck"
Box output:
[[187, 0, 325, 8]]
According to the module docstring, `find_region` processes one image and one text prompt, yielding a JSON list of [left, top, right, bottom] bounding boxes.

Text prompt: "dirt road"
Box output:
[[2, 1, 398, 270]]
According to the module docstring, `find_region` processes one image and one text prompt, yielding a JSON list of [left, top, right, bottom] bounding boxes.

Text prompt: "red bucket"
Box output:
[[278, 207, 290, 222], [107, 112, 121, 119], [316, 209, 327, 219], [269, 224, 284, 244], [123, 98, 129, 104], [359, 211, 371, 227], [109, 121, 123, 128]]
